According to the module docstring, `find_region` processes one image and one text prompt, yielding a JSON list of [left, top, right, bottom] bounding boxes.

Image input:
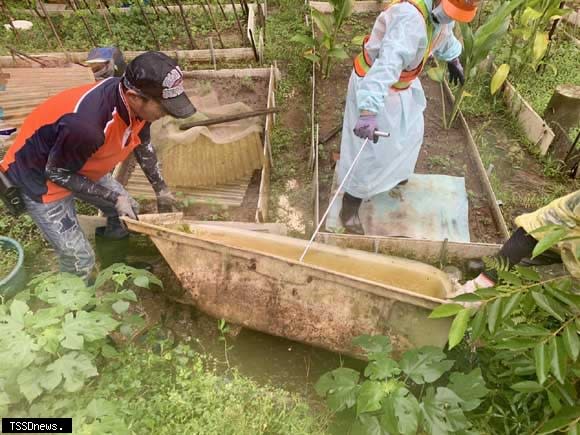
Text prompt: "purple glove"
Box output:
[[447, 57, 465, 86], [353, 114, 378, 143]]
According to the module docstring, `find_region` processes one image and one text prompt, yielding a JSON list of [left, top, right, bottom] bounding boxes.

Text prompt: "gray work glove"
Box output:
[[115, 194, 138, 220], [156, 188, 179, 213]]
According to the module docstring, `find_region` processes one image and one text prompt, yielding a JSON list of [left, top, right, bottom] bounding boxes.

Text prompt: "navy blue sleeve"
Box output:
[[45, 113, 120, 203]]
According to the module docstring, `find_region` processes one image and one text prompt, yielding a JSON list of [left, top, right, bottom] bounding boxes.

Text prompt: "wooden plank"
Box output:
[[317, 232, 502, 265], [442, 81, 510, 240], [0, 48, 256, 68], [0, 66, 94, 148], [488, 63, 556, 155], [256, 65, 275, 222], [15, 3, 257, 16]]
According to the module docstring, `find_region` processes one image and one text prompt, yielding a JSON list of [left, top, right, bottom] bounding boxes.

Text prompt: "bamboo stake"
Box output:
[[202, 0, 225, 48], [158, 0, 174, 16], [175, 0, 197, 50], [149, 0, 162, 19], [0, 0, 20, 43], [215, 0, 228, 21], [100, 0, 116, 22], [68, 0, 97, 47], [80, 0, 93, 14], [229, 0, 245, 41], [135, 0, 161, 50], [37, 0, 67, 55], [97, 0, 115, 42], [26, 0, 51, 48]]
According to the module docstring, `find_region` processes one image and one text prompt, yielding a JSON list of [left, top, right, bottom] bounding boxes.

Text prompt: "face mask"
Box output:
[[432, 4, 453, 25]]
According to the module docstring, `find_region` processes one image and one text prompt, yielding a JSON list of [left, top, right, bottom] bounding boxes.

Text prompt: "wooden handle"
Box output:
[[179, 107, 281, 130]]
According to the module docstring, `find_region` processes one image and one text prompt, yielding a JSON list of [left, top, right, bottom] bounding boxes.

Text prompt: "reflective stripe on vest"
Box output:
[[353, 0, 435, 91]]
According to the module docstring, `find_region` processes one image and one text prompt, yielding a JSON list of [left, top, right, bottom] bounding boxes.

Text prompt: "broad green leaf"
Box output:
[[315, 367, 360, 412], [452, 292, 482, 303], [488, 298, 502, 334], [535, 342, 551, 384], [420, 387, 470, 434], [86, 398, 118, 418], [380, 387, 419, 435], [0, 325, 37, 371], [17, 366, 45, 403], [38, 327, 62, 355], [538, 406, 580, 434], [311, 9, 333, 36], [497, 270, 522, 287], [547, 390, 562, 414], [511, 324, 551, 337], [364, 357, 400, 380], [533, 32, 549, 63], [111, 300, 130, 315], [550, 337, 568, 384], [448, 308, 471, 350], [532, 292, 565, 321], [133, 275, 150, 289], [521, 6, 542, 24], [511, 381, 544, 393], [430, 303, 463, 319], [563, 324, 579, 361], [490, 63, 510, 95], [61, 311, 120, 350], [304, 53, 320, 63], [448, 368, 489, 411], [471, 308, 486, 340], [290, 34, 316, 47], [45, 352, 98, 393], [515, 266, 540, 282], [351, 414, 382, 435], [352, 335, 392, 359], [328, 47, 349, 60], [10, 300, 30, 324], [399, 346, 454, 384], [532, 227, 568, 258], [491, 338, 536, 350], [357, 381, 385, 415], [28, 307, 65, 330], [101, 344, 119, 359], [33, 273, 92, 310], [427, 66, 445, 83], [501, 293, 522, 319]]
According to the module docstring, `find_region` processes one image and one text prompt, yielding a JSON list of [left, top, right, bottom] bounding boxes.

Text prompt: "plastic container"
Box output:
[[0, 236, 26, 299]]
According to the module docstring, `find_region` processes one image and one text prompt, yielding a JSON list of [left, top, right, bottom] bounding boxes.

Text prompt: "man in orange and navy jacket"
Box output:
[[0, 51, 196, 278]]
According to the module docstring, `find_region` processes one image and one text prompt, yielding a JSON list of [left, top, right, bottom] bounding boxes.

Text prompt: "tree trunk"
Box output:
[[545, 84, 580, 162]]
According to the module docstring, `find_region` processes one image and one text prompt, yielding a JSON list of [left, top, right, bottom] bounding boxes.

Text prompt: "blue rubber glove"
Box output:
[[447, 57, 465, 86], [353, 113, 378, 143]]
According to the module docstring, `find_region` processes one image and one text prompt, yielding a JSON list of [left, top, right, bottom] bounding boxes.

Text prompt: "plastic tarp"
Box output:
[[325, 173, 470, 242]]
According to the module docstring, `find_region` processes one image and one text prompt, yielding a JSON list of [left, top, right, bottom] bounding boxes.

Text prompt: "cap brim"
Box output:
[[86, 58, 110, 64], [442, 0, 477, 23], [160, 93, 196, 119]]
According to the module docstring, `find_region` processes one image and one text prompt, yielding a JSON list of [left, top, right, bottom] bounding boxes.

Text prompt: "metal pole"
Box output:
[[298, 131, 390, 263]]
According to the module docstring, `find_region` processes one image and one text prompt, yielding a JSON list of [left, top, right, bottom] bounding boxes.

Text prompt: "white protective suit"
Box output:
[[338, 0, 461, 199]]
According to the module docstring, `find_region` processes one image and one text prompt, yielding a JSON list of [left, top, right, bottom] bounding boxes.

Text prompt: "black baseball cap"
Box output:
[[123, 51, 196, 119]]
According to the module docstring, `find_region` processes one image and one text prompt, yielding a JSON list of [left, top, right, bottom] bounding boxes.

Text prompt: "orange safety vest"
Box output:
[[353, 0, 435, 91]]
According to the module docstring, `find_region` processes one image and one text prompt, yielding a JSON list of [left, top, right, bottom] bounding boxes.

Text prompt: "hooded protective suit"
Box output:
[[338, 0, 461, 200]]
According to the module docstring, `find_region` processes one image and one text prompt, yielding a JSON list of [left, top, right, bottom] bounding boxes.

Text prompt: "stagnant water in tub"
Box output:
[[95, 233, 365, 402], [173, 222, 449, 299]]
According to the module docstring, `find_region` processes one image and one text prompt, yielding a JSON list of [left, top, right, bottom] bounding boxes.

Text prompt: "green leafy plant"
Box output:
[[217, 318, 233, 369], [315, 335, 489, 434], [0, 264, 161, 416], [439, 0, 526, 127], [434, 224, 580, 434], [291, 0, 354, 78]]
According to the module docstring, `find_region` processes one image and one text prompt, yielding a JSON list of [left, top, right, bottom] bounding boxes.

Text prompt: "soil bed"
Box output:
[[316, 15, 502, 243], [461, 74, 580, 228]]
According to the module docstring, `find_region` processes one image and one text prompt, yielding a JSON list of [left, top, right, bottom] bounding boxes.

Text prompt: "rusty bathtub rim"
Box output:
[[123, 215, 452, 310]]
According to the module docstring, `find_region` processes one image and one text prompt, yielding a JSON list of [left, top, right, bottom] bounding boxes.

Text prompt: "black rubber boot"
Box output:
[[339, 192, 364, 235]]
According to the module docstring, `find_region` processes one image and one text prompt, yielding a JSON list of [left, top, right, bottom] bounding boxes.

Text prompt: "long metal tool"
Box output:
[[299, 130, 390, 262]]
